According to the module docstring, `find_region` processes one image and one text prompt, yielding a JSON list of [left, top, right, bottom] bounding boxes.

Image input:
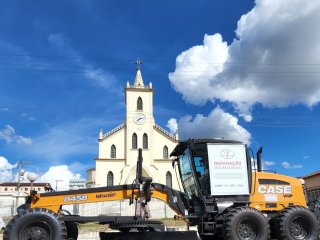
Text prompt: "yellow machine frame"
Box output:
[[249, 171, 307, 211]]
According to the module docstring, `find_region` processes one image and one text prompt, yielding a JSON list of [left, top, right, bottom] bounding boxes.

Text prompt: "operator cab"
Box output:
[[171, 139, 252, 201]]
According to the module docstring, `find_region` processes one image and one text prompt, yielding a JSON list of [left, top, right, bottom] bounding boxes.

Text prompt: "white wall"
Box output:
[[62, 199, 176, 219], [0, 195, 27, 217], [98, 128, 126, 159]]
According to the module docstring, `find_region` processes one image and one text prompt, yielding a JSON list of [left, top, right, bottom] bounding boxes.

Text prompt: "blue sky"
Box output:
[[1, 0, 320, 187]]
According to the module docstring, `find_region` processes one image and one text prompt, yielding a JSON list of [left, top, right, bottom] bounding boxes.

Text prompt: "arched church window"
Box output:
[[107, 171, 114, 186], [132, 133, 137, 149], [110, 145, 116, 158], [143, 133, 148, 149], [163, 146, 168, 159], [166, 171, 172, 188], [137, 97, 143, 110]]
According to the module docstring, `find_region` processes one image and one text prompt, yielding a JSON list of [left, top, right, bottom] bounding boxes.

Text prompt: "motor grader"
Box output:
[[3, 139, 320, 240]]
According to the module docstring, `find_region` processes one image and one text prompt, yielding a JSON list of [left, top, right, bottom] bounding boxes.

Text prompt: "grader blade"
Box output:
[[99, 231, 198, 240]]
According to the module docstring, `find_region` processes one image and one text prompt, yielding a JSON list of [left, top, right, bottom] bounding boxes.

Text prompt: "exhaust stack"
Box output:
[[257, 147, 263, 172]]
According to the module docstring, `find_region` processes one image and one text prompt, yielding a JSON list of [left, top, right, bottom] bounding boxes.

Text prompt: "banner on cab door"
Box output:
[[207, 143, 249, 196]]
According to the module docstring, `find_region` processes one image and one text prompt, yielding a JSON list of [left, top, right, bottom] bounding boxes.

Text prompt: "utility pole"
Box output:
[[55, 180, 63, 191], [15, 161, 31, 213]]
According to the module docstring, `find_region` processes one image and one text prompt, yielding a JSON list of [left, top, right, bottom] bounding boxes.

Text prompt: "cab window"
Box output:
[[179, 149, 198, 198]]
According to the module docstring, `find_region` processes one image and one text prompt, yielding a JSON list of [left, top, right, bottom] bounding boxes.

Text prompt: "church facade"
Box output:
[[88, 63, 181, 190]]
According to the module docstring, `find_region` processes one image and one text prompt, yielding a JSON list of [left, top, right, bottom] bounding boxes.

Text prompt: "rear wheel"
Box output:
[[3, 208, 67, 240], [223, 206, 269, 240], [275, 206, 319, 240]]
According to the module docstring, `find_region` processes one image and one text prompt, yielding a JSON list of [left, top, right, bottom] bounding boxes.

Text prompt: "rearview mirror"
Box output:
[[172, 157, 178, 168]]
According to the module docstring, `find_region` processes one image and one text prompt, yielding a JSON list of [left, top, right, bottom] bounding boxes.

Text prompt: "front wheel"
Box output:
[[3, 208, 67, 240], [223, 206, 270, 240], [275, 206, 319, 240]]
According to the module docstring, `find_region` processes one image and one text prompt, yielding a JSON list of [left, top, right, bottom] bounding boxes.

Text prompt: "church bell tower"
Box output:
[[125, 59, 154, 168]]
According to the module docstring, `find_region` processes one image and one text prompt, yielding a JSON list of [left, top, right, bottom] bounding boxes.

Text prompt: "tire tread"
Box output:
[[3, 207, 67, 240], [274, 206, 319, 240], [223, 206, 270, 240]]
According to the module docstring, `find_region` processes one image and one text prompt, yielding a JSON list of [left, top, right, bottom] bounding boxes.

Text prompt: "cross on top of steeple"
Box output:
[[135, 58, 142, 70], [133, 58, 145, 88]]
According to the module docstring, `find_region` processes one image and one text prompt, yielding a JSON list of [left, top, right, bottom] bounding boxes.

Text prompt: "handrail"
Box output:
[[102, 123, 175, 140], [154, 124, 176, 140], [103, 123, 125, 138]]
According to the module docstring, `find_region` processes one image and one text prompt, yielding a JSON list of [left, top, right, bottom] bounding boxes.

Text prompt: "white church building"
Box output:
[[87, 61, 181, 190]]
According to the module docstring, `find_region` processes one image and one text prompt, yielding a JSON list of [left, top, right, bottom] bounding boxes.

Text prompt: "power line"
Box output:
[[1, 62, 320, 74], [0, 67, 320, 78], [1, 61, 320, 72], [0, 53, 320, 66]]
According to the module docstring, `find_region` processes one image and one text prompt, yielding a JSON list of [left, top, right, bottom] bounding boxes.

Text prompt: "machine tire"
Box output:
[[223, 206, 270, 240], [274, 206, 319, 240], [3, 208, 67, 240], [65, 221, 79, 240]]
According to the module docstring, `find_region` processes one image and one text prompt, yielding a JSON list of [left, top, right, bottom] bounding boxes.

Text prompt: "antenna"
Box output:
[[55, 179, 63, 191], [15, 161, 31, 213]]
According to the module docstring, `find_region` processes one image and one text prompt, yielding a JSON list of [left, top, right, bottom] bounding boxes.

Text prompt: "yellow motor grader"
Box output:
[[4, 139, 320, 240]]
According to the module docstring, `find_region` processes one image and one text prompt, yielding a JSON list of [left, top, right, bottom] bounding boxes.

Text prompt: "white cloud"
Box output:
[[282, 161, 302, 169], [38, 165, 81, 191], [48, 33, 119, 92], [263, 161, 276, 167], [0, 125, 32, 145], [169, 0, 320, 120], [169, 33, 228, 106], [167, 118, 178, 133], [172, 106, 251, 144], [262, 160, 276, 170], [0, 156, 17, 182], [0, 156, 81, 190], [83, 65, 118, 90], [24, 118, 98, 162], [1, 118, 103, 178], [303, 156, 310, 160], [251, 159, 276, 171]]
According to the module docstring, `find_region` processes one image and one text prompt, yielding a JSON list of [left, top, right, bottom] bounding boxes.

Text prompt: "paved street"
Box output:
[[2, 226, 320, 239]]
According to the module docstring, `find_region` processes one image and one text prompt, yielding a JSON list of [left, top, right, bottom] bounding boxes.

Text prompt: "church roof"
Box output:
[[134, 69, 144, 88]]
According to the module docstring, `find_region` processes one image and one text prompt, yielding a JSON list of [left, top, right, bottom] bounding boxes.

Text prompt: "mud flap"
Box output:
[[100, 231, 198, 240]]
